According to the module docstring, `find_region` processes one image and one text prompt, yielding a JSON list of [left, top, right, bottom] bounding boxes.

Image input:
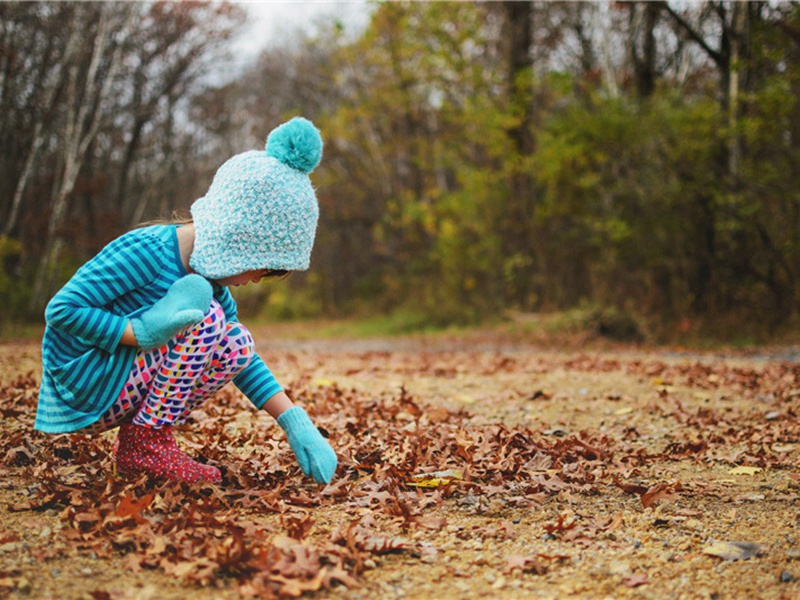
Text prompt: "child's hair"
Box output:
[[260, 269, 291, 280], [136, 210, 192, 228]]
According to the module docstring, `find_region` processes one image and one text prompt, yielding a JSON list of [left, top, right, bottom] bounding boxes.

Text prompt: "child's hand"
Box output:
[[277, 406, 337, 484], [131, 274, 212, 350]]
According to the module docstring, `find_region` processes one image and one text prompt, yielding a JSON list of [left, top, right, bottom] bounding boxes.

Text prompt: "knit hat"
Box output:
[[189, 117, 323, 279]]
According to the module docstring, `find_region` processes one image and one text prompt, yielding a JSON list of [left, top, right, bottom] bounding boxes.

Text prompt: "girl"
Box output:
[[34, 117, 337, 485]]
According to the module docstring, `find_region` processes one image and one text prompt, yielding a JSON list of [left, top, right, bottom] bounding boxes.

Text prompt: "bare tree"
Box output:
[[0, 2, 245, 312], [116, 2, 246, 227], [30, 3, 134, 311], [663, 1, 755, 174], [629, 1, 662, 98], [501, 1, 538, 308], [0, 3, 69, 236]]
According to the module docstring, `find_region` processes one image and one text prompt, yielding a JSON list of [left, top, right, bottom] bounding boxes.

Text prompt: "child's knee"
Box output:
[[220, 322, 254, 372], [186, 300, 227, 342]]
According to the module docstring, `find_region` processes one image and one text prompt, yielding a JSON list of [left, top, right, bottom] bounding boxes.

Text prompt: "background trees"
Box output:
[[0, 1, 244, 313], [3, 1, 800, 341]]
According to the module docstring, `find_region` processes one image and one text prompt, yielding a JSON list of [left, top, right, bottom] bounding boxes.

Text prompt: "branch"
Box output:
[[663, 2, 724, 67]]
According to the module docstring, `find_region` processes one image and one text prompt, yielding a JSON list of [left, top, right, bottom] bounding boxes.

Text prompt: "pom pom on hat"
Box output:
[[266, 117, 323, 174]]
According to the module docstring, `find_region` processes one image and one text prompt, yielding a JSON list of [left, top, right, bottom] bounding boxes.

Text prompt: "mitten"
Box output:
[[130, 274, 212, 350], [277, 406, 337, 484]]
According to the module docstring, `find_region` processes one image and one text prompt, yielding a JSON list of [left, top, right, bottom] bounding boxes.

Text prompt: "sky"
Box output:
[[232, 1, 372, 58]]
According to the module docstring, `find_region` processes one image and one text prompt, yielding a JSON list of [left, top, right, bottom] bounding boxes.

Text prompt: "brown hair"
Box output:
[[135, 210, 193, 229]]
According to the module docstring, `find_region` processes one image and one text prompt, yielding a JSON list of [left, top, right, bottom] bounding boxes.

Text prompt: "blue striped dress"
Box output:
[[35, 225, 283, 433]]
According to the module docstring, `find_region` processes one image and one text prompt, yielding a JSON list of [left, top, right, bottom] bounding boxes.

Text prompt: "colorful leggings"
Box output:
[[83, 300, 254, 433]]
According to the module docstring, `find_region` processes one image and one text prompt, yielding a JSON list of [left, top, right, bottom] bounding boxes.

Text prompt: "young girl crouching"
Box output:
[[35, 117, 336, 485]]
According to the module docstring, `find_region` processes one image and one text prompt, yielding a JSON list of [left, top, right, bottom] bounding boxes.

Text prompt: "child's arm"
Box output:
[[44, 231, 162, 352], [234, 353, 337, 484], [214, 286, 337, 483], [261, 390, 294, 418], [274, 396, 337, 485], [128, 274, 211, 350], [46, 231, 209, 352], [118, 323, 138, 346], [118, 274, 212, 348], [233, 353, 284, 408]]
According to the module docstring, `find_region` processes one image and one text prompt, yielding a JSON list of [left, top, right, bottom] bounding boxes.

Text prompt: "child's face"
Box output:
[[215, 270, 269, 287]]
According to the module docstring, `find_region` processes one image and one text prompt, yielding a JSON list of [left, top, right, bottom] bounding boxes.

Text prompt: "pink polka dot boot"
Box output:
[[114, 422, 221, 484]]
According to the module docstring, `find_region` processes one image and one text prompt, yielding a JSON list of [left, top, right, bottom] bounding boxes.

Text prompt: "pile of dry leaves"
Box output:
[[0, 371, 641, 597], [1, 345, 800, 598]]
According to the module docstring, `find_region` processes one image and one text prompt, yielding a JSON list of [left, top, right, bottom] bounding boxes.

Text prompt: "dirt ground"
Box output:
[[0, 325, 799, 599]]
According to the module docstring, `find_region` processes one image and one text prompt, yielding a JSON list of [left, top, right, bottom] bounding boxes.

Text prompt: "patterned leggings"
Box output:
[[83, 300, 254, 433]]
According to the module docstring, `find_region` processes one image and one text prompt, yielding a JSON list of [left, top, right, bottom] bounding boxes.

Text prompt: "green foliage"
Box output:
[[318, 310, 458, 338], [290, 1, 800, 339], [260, 275, 324, 322], [8, 1, 800, 342]]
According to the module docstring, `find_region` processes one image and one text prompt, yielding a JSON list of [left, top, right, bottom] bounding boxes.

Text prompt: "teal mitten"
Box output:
[[277, 406, 337, 484], [130, 274, 212, 350]]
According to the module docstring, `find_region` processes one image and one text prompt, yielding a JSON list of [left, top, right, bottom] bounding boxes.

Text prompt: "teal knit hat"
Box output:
[[189, 117, 323, 279]]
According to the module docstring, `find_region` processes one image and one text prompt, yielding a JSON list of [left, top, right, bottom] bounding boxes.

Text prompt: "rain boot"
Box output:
[[115, 422, 221, 483]]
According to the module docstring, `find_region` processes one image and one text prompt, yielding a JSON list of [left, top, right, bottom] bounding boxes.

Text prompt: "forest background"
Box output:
[[1, 0, 799, 344]]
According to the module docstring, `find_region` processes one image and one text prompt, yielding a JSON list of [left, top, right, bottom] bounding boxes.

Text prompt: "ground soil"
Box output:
[[0, 325, 799, 599]]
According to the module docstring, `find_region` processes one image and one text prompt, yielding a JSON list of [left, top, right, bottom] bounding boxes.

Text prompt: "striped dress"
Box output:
[[35, 225, 282, 433]]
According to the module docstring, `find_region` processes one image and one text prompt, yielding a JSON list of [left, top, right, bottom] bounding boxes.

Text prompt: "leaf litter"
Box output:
[[0, 338, 799, 598]]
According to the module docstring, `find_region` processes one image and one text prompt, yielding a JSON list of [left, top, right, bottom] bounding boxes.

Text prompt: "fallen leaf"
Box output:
[[409, 469, 463, 488], [360, 534, 409, 554], [703, 541, 763, 561], [735, 493, 765, 502], [504, 555, 547, 575], [523, 453, 553, 471], [273, 568, 327, 597], [728, 466, 762, 476], [623, 573, 650, 587], [416, 515, 447, 531], [4, 446, 34, 466], [280, 511, 314, 540], [114, 490, 155, 524], [322, 566, 359, 589], [0, 579, 15, 589], [641, 482, 682, 509], [543, 514, 577, 534], [612, 477, 649, 496], [162, 558, 217, 579], [772, 444, 796, 453]]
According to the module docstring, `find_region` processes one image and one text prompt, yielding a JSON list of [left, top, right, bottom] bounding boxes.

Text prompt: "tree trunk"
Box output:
[[3, 126, 44, 236], [726, 1, 748, 177], [502, 1, 537, 308], [663, 1, 754, 315], [30, 4, 130, 312], [630, 2, 661, 99]]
